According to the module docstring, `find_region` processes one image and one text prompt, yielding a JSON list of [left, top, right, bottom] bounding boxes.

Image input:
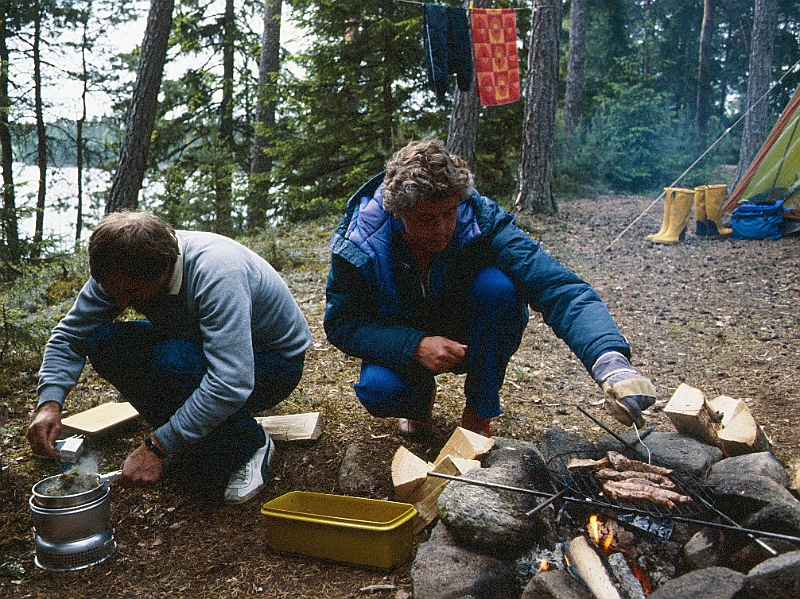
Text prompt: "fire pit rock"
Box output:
[[437, 438, 554, 557], [647, 565, 745, 599], [519, 568, 588, 599], [410, 521, 519, 599]]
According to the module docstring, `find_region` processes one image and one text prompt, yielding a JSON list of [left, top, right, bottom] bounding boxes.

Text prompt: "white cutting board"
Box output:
[[61, 402, 140, 434]]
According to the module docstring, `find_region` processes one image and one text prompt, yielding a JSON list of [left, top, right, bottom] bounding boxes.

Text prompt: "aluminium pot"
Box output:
[[31, 470, 121, 509], [29, 489, 111, 544]]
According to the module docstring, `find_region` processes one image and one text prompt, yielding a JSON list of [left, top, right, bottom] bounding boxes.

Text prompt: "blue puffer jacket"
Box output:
[[324, 173, 631, 375]]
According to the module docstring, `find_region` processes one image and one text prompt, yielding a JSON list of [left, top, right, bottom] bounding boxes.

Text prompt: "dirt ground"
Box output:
[[1, 195, 798, 598]]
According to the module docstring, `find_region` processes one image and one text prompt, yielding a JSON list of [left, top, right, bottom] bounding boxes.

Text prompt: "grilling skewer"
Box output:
[[576, 406, 654, 455], [426, 472, 800, 546]]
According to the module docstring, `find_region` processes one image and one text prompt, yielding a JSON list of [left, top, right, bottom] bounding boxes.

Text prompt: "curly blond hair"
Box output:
[[382, 139, 473, 214]]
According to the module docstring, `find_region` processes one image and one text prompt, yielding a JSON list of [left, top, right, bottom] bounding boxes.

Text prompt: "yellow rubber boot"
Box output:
[[652, 187, 694, 244], [646, 188, 673, 241], [694, 186, 708, 236], [704, 184, 732, 237]]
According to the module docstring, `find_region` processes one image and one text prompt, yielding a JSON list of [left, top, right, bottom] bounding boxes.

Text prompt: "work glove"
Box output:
[[592, 351, 656, 427]]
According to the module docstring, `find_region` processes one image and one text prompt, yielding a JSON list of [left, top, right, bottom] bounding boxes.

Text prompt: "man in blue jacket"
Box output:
[[324, 139, 655, 437], [28, 212, 312, 504]]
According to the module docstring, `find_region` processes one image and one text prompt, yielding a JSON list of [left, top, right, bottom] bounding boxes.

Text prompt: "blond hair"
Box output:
[[382, 139, 473, 214]]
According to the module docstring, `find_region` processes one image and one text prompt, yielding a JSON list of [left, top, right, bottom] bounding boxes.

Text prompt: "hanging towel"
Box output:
[[423, 4, 474, 102], [470, 8, 520, 106]]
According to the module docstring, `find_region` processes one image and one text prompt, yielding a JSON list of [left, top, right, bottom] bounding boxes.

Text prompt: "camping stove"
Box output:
[[29, 481, 116, 571]]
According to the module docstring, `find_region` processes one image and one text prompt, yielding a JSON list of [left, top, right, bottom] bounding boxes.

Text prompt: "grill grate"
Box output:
[[545, 450, 717, 521]]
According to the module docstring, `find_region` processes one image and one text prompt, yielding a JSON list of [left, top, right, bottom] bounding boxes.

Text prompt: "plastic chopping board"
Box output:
[[61, 402, 140, 434]]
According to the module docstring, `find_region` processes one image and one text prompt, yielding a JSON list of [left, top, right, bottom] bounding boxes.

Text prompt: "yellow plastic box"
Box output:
[[260, 491, 417, 569]]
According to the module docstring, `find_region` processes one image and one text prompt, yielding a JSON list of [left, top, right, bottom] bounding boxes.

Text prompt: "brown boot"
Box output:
[[461, 407, 491, 437]]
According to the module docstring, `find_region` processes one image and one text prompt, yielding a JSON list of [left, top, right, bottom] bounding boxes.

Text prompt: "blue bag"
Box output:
[[731, 199, 786, 240]]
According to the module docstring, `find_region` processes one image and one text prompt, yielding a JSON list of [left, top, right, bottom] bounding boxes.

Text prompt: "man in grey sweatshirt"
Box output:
[[27, 212, 312, 505]]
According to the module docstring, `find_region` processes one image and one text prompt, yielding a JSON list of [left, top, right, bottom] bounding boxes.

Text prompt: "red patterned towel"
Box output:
[[470, 8, 520, 106]]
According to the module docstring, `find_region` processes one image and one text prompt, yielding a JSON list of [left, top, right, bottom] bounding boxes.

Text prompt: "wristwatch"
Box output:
[[144, 435, 169, 460]]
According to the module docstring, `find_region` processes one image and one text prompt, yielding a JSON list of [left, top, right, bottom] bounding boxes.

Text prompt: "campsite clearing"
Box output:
[[1, 194, 798, 597]]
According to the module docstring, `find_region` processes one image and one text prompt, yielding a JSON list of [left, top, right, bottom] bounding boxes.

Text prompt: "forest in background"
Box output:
[[2, 0, 800, 259]]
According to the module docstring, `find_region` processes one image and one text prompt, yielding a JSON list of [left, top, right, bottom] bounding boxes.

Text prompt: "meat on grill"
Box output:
[[602, 480, 692, 509], [606, 451, 675, 477], [594, 467, 677, 489]]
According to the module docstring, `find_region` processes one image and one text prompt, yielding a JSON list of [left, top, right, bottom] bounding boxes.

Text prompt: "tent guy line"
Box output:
[[604, 57, 800, 252]]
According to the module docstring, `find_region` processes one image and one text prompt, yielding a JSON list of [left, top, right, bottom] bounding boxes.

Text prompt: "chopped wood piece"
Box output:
[[433, 427, 494, 466], [255, 412, 322, 442], [566, 535, 623, 599], [408, 456, 461, 534], [709, 395, 772, 456], [606, 451, 674, 476], [391, 446, 430, 502], [594, 468, 676, 489], [567, 456, 610, 471], [664, 383, 720, 444], [61, 402, 140, 434], [449, 457, 482, 475]]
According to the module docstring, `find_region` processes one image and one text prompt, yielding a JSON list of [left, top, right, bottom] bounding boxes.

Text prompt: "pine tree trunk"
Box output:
[[446, 0, 489, 168], [696, 0, 715, 150], [513, 0, 561, 215], [214, 0, 235, 236], [33, 1, 46, 255], [249, 0, 282, 230], [106, 0, 174, 214], [563, 0, 588, 146], [0, 4, 19, 261], [734, 0, 777, 189]]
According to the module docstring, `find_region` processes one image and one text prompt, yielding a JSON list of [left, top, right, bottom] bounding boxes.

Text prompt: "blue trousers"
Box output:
[[86, 321, 304, 503], [355, 267, 528, 421]]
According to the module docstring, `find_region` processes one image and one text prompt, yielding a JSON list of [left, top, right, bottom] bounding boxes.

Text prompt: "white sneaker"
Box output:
[[224, 433, 275, 505]]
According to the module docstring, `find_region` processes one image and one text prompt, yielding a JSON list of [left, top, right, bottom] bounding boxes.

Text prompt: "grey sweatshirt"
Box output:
[[37, 231, 312, 452]]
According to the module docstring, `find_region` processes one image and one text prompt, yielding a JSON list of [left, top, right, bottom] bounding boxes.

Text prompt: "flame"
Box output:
[[603, 527, 614, 553], [538, 558, 549, 572], [563, 553, 571, 568], [589, 514, 600, 544], [626, 556, 653, 595]]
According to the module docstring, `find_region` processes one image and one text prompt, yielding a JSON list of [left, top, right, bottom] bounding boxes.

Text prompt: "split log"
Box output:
[[433, 427, 494, 466], [664, 383, 720, 444], [566, 535, 623, 599], [709, 396, 772, 456], [391, 446, 430, 502], [254, 412, 322, 442], [408, 456, 461, 534]]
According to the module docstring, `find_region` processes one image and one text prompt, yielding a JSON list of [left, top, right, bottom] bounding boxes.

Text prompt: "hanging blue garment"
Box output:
[[423, 4, 474, 102]]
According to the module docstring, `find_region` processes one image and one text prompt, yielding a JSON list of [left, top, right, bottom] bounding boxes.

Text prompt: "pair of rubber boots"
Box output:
[[647, 184, 732, 244]]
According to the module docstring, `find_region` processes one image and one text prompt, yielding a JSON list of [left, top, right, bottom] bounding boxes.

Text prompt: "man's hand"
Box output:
[[27, 402, 63, 460], [413, 336, 467, 373], [592, 351, 656, 427], [122, 442, 164, 486]]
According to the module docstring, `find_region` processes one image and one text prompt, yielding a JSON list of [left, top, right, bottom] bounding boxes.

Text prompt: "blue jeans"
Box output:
[[355, 267, 528, 421], [86, 321, 304, 503]]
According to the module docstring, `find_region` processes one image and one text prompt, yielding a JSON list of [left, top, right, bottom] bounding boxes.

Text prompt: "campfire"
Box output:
[[405, 388, 800, 599]]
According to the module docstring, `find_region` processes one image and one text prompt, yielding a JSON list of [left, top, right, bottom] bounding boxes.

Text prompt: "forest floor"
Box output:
[[1, 194, 798, 598]]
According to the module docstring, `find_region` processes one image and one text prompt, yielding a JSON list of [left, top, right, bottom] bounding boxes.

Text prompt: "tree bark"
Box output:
[[733, 0, 777, 189], [696, 0, 715, 151], [563, 0, 588, 146], [248, 0, 281, 230], [0, 3, 19, 261], [446, 0, 489, 168], [106, 0, 174, 214], [513, 0, 561, 215], [33, 0, 46, 255], [214, 0, 235, 235]]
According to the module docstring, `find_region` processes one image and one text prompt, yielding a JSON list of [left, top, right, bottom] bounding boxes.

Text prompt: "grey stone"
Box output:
[[336, 444, 376, 495], [742, 550, 800, 599], [647, 566, 744, 599], [624, 432, 724, 478], [706, 452, 789, 489], [540, 428, 598, 472], [411, 522, 520, 599], [682, 529, 722, 571], [519, 569, 589, 599], [710, 474, 798, 519], [744, 501, 800, 539], [437, 465, 552, 557], [608, 552, 646, 599]]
